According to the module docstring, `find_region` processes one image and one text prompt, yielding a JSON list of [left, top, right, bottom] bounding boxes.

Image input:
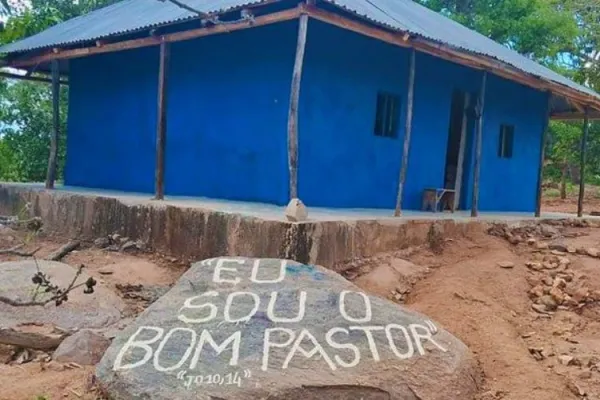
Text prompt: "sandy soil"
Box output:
[[342, 223, 600, 400], [3, 206, 600, 399]]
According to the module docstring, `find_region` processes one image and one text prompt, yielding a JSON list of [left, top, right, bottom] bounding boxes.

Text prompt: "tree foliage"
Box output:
[[418, 0, 579, 63], [0, 0, 116, 182]]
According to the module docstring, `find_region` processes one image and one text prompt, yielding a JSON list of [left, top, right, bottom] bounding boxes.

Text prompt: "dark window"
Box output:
[[374, 92, 400, 138], [498, 124, 514, 158]]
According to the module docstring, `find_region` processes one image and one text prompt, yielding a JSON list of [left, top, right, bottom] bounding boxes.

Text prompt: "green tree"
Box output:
[[418, 0, 579, 63], [0, 0, 117, 183], [546, 121, 582, 198]]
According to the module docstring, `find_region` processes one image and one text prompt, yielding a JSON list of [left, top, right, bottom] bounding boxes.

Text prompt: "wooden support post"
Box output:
[[394, 48, 416, 216], [287, 14, 308, 200], [453, 93, 470, 210], [154, 41, 170, 200], [535, 92, 552, 217], [578, 108, 590, 217], [471, 71, 488, 217], [45, 59, 60, 189]]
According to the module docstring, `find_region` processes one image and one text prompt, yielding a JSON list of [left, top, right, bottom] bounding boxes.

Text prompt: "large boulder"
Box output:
[[97, 258, 480, 400], [0, 260, 125, 331]]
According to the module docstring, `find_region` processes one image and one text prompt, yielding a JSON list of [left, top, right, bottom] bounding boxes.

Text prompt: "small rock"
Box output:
[[589, 290, 600, 301], [529, 347, 545, 361], [572, 288, 589, 303], [586, 248, 599, 258], [529, 285, 545, 299], [550, 287, 565, 304], [567, 246, 577, 254], [526, 262, 544, 271], [110, 233, 121, 243], [578, 370, 592, 380], [532, 303, 550, 314], [557, 257, 571, 266], [560, 273, 574, 283], [536, 242, 549, 250], [521, 332, 536, 339], [539, 295, 558, 311], [98, 268, 114, 275], [93, 237, 110, 249], [527, 238, 537, 246], [15, 348, 32, 364], [543, 261, 558, 270], [542, 277, 554, 286], [563, 295, 578, 308], [284, 198, 308, 222], [53, 330, 111, 366], [120, 241, 138, 252], [0, 344, 15, 364], [579, 355, 599, 368], [549, 242, 568, 252], [553, 278, 567, 289], [559, 355, 575, 366], [541, 224, 559, 237], [44, 360, 66, 372], [498, 261, 515, 269], [567, 380, 586, 397], [565, 336, 579, 345], [508, 235, 522, 245], [542, 349, 555, 358]]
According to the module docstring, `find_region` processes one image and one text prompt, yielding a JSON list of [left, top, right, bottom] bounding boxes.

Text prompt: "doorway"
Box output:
[[443, 90, 471, 210]]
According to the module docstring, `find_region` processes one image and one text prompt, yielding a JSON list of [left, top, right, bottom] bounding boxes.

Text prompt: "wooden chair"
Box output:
[[422, 188, 456, 213]]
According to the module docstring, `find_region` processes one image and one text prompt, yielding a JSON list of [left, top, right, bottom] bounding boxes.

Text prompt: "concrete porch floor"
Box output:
[[1, 182, 592, 223]]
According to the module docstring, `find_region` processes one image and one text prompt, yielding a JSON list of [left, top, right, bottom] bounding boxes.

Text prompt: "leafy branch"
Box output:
[[0, 258, 96, 307]]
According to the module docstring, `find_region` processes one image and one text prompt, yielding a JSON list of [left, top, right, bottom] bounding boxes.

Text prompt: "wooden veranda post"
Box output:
[[453, 93, 470, 210], [535, 92, 552, 218], [287, 13, 308, 200], [578, 108, 590, 217], [471, 71, 488, 217], [394, 48, 416, 217], [45, 59, 60, 189], [154, 40, 170, 200]]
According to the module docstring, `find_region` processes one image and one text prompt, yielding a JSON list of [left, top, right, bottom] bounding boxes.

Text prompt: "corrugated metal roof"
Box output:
[[324, 0, 600, 100], [0, 0, 597, 102], [0, 0, 271, 54]]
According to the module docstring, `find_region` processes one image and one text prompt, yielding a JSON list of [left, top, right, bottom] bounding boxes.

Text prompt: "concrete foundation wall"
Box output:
[[0, 185, 482, 267]]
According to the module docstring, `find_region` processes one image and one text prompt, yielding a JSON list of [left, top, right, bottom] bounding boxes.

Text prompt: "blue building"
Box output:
[[1, 0, 599, 214]]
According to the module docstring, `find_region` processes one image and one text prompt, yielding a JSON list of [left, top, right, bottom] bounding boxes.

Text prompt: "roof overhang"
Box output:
[[1, 0, 599, 120]]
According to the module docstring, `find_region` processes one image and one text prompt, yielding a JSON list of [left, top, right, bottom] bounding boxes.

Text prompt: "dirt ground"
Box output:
[[340, 221, 600, 400], [3, 196, 600, 399], [542, 185, 600, 214]]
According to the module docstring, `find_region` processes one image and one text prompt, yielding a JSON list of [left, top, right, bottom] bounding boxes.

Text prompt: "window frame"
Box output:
[[498, 124, 514, 159], [374, 92, 401, 139]]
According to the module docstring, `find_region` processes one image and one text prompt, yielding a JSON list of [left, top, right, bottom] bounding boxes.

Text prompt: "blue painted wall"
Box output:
[[67, 22, 296, 204], [65, 18, 547, 212], [66, 47, 159, 193], [299, 20, 547, 212]]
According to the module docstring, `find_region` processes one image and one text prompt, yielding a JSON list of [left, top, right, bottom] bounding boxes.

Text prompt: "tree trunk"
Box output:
[[570, 163, 580, 185], [561, 163, 568, 200]]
